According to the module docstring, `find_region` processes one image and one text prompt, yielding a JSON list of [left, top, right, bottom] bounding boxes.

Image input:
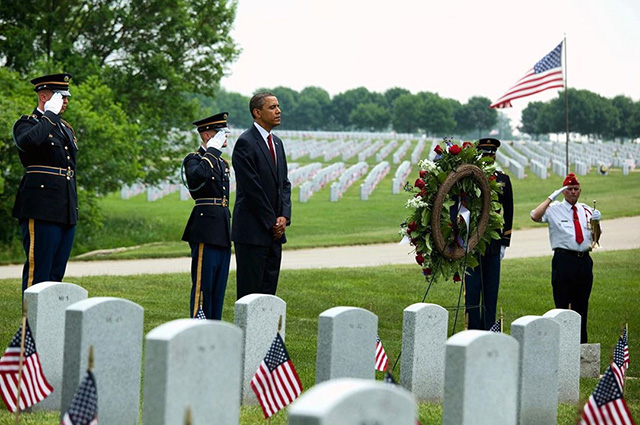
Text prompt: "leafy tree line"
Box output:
[[520, 89, 640, 141], [195, 87, 500, 138]]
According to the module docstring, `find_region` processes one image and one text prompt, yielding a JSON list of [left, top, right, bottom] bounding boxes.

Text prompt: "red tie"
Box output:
[[572, 205, 584, 244], [267, 134, 276, 165]]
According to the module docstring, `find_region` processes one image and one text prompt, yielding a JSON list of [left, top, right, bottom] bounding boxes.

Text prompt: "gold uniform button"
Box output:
[[66, 176, 70, 180], [51, 142, 55, 146], [64, 146, 68, 150], [49, 134, 53, 138], [67, 156, 70, 160], [40, 185, 44, 188], [200, 213, 204, 216]]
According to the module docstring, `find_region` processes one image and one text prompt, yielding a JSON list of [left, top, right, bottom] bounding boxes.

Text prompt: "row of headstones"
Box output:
[[496, 152, 526, 179], [410, 140, 426, 164], [376, 140, 399, 162], [530, 159, 548, 179], [288, 162, 323, 188], [392, 140, 412, 164], [358, 140, 385, 162], [330, 162, 369, 202], [392, 161, 412, 194], [299, 163, 346, 202], [25, 281, 592, 424], [360, 161, 391, 200]]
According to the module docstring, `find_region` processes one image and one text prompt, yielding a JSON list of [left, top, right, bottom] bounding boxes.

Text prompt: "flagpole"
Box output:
[[14, 304, 28, 425], [564, 34, 570, 173]]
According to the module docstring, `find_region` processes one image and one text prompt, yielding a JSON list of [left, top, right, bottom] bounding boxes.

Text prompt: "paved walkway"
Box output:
[[0, 216, 638, 279]]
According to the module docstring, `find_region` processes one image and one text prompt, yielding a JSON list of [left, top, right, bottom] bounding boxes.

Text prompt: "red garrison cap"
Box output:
[[563, 173, 580, 186]]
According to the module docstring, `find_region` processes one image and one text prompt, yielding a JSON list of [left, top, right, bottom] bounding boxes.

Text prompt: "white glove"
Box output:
[[500, 246, 506, 260], [44, 92, 63, 115], [206, 130, 227, 150], [548, 186, 567, 201], [592, 209, 601, 221]]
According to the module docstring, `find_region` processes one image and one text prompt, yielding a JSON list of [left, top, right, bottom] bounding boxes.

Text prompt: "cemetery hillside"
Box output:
[[0, 130, 638, 424]]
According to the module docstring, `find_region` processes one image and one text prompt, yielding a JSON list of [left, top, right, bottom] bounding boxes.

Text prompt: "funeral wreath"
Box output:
[[400, 138, 505, 282]]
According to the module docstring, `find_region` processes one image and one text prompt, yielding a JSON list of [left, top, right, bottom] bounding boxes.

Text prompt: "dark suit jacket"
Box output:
[[231, 125, 291, 246], [181, 146, 231, 248], [485, 170, 514, 255], [12, 108, 78, 225]]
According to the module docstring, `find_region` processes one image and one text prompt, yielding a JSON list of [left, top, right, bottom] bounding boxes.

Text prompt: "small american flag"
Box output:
[[251, 333, 302, 419], [489, 318, 502, 333], [622, 328, 629, 371], [613, 329, 630, 390], [61, 369, 98, 425], [579, 364, 635, 425], [194, 306, 206, 320], [0, 320, 53, 412], [489, 41, 564, 109], [375, 335, 388, 372]]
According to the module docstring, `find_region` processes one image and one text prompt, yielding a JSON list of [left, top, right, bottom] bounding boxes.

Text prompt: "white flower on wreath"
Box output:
[[418, 159, 438, 173], [406, 195, 429, 209]]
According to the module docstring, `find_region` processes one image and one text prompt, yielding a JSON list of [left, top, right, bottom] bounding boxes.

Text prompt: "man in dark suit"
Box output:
[[12, 73, 78, 292], [232, 92, 292, 300], [465, 138, 514, 330], [182, 112, 232, 320]]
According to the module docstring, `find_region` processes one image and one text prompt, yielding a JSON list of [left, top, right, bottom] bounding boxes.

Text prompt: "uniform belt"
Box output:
[[195, 197, 227, 207], [26, 165, 75, 178], [554, 248, 589, 258]]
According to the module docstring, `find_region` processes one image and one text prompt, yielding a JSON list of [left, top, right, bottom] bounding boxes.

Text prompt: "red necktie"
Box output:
[[267, 134, 276, 165], [572, 205, 584, 244]]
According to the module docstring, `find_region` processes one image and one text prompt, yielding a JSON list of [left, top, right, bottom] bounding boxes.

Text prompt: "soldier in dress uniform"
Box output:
[[12, 73, 78, 292], [465, 138, 514, 330], [181, 112, 232, 320]]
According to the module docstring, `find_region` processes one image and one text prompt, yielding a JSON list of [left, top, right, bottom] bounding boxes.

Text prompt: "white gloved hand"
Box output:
[[206, 130, 227, 150], [591, 209, 601, 221], [500, 246, 506, 260], [44, 92, 63, 115], [548, 186, 567, 201]]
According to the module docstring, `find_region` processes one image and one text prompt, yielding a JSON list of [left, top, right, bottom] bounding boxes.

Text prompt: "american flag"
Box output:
[[489, 41, 564, 109], [489, 318, 502, 333], [194, 306, 206, 320], [0, 320, 53, 412], [375, 335, 388, 372], [579, 364, 635, 425], [613, 329, 630, 390], [61, 369, 98, 425], [250, 333, 302, 419]]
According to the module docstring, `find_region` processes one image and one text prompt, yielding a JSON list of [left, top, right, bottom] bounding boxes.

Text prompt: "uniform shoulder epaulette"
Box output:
[[60, 119, 76, 136]]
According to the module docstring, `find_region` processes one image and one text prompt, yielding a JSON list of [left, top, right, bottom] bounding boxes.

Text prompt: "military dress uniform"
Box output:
[[465, 138, 514, 330], [182, 113, 232, 320], [12, 73, 78, 292]]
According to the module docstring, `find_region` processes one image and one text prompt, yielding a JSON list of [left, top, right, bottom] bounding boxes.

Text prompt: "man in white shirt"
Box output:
[[530, 173, 601, 343]]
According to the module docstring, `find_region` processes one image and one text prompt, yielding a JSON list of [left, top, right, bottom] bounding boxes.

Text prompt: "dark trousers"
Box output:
[[20, 219, 75, 292], [189, 243, 231, 320], [234, 241, 282, 300], [552, 250, 593, 343], [465, 252, 501, 330]]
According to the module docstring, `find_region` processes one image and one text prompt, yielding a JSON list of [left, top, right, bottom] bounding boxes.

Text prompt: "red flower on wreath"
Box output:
[[415, 253, 425, 265], [419, 170, 428, 178], [489, 174, 497, 181], [449, 145, 461, 155], [434, 145, 443, 155], [414, 178, 425, 189], [422, 267, 432, 276], [453, 272, 461, 282], [408, 221, 417, 232], [462, 141, 474, 149]]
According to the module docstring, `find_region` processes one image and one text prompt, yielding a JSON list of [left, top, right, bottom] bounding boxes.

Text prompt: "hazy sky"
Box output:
[[220, 0, 640, 126]]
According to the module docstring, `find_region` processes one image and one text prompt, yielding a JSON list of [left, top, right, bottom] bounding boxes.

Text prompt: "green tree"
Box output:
[[349, 103, 390, 131], [295, 87, 331, 130], [520, 101, 545, 139], [611, 95, 635, 141], [456, 96, 497, 138], [330, 87, 379, 130], [384, 87, 411, 109], [391, 93, 421, 133]]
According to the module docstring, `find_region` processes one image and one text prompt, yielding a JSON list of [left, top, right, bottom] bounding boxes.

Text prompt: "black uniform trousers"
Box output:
[[189, 243, 231, 320], [20, 219, 75, 292], [465, 251, 501, 330], [234, 241, 282, 300], [552, 249, 593, 343]]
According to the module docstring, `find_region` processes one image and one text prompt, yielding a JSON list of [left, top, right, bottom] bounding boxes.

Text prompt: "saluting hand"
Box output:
[[44, 92, 63, 115], [548, 186, 567, 201], [591, 209, 601, 221], [206, 130, 227, 150]]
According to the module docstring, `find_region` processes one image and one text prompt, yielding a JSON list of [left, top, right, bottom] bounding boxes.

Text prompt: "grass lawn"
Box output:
[[0, 249, 638, 424]]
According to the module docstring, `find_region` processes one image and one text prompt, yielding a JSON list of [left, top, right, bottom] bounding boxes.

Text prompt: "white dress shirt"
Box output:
[[253, 122, 276, 165], [538, 200, 594, 251]]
